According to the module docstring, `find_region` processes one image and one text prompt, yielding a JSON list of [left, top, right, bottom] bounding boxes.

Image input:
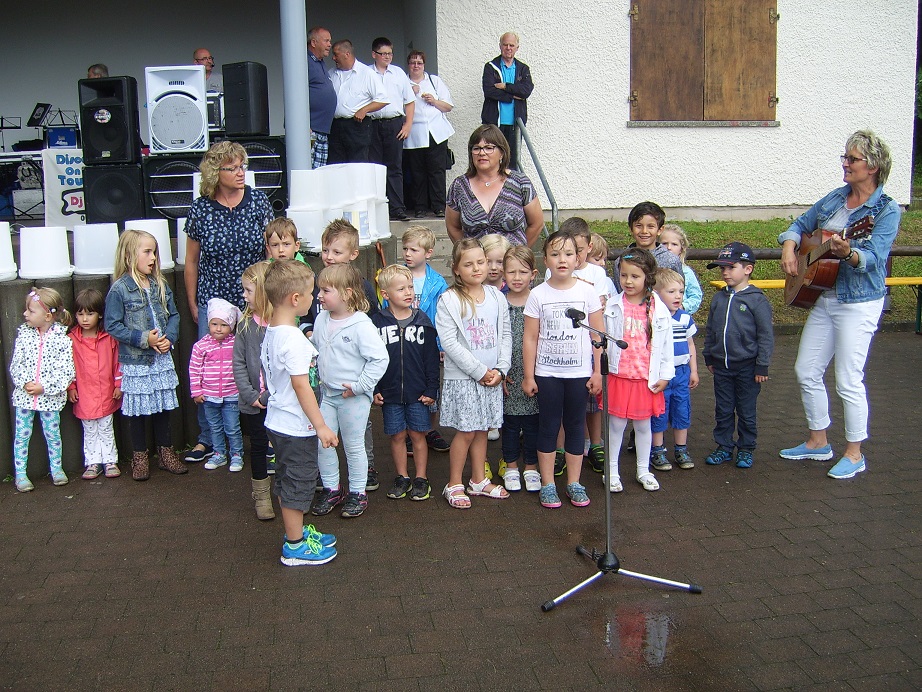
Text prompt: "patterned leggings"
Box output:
[[14, 408, 62, 476]]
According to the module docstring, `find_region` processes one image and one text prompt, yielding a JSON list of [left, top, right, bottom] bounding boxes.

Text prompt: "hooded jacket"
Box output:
[[10, 322, 75, 412], [310, 309, 389, 402], [703, 285, 774, 376], [68, 328, 122, 420], [371, 307, 440, 404]]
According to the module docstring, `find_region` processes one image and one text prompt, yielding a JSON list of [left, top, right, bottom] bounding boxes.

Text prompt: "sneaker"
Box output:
[[539, 484, 562, 508], [587, 445, 605, 473], [204, 454, 227, 470], [280, 537, 337, 567], [387, 475, 412, 499], [51, 470, 69, 486], [405, 437, 414, 457], [674, 449, 694, 470], [650, 446, 672, 471], [779, 442, 834, 461], [266, 444, 275, 462], [229, 455, 244, 473], [637, 473, 660, 491], [341, 492, 369, 518], [184, 445, 212, 462], [302, 524, 337, 548], [484, 461, 493, 481], [310, 486, 346, 516], [104, 463, 121, 478], [705, 447, 733, 465], [554, 449, 566, 476], [82, 464, 103, 480], [735, 450, 753, 469], [608, 476, 623, 493], [15, 475, 34, 492], [566, 482, 591, 507], [426, 430, 450, 452], [497, 458, 508, 477], [266, 458, 277, 475], [523, 469, 542, 492], [366, 466, 380, 491], [503, 468, 522, 492], [409, 477, 431, 501], [487, 427, 500, 441], [827, 455, 866, 480]]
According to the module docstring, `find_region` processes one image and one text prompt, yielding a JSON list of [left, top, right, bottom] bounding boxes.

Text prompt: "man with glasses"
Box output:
[[481, 32, 533, 171], [307, 27, 337, 169], [368, 37, 415, 221], [328, 39, 387, 164], [193, 48, 223, 93]]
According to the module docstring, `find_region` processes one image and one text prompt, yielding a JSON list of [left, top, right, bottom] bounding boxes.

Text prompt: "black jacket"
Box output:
[[481, 57, 534, 126], [371, 307, 440, 404], [703, 285, 774, 376]]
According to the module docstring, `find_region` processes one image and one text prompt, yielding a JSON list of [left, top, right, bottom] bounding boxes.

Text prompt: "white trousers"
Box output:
[[82, 414, 118, 466], [794, 294, 883, 442]]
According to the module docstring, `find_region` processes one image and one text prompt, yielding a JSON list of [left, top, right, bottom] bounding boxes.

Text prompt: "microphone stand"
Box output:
[[541, 316, 702, 612]]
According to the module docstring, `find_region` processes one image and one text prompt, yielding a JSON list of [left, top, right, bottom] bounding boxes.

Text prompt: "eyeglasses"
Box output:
[[219, 164, 248, 173], [840, 155, 866, 164], [471, 145, 498, 155], [373, 50, 393, 57]]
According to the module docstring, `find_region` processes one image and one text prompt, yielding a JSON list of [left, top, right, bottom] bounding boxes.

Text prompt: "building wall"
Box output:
[[437, 0, 918, 210]]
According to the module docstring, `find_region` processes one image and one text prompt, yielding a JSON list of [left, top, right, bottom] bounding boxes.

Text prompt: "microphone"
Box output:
[[565, 307, 585, 328]]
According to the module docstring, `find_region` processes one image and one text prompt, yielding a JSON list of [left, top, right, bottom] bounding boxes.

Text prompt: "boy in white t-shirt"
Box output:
[[260, 260, 340, 567]]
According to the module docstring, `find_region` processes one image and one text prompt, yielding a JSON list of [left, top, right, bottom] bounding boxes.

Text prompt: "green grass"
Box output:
[[591, 211, 922, 326]]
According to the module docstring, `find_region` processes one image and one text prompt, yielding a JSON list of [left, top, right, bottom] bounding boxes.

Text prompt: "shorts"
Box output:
[[382, 401, 431, 436], [651, 363, 692, 433], [266, 429, 319, 512]]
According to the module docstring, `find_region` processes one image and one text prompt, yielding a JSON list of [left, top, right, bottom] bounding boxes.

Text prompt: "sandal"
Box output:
[[442, 484, 471, 509], [467, 477, 510, 499], [637, 473, 660, 491]]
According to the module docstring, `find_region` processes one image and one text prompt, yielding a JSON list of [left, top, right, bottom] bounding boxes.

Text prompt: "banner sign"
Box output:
[[42, 148, 85, 228]]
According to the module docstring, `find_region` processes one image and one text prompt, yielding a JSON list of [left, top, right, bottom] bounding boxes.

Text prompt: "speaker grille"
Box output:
[[149, 94, 207, 153], [145, 157, 200, 220], [239, 139, 286, 214], [84, 165, 144, 224]]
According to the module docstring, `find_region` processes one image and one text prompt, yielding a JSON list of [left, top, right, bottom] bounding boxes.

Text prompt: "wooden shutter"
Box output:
[[630, 0, 704, 121]]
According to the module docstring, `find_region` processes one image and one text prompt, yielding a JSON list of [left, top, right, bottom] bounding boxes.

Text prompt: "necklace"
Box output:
[[479, 174, 501, 187]]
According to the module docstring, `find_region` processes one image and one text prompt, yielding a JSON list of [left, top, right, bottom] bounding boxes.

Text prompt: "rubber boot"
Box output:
[[157, 447, 188, 475], [132, 451, 150, 481], [251, 477, 276, 520]]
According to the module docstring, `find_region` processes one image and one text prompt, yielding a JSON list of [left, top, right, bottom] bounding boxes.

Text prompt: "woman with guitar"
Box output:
[[778, 130, 900, 480]]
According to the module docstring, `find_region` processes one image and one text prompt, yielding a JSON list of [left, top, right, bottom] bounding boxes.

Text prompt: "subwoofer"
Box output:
[[143, 154, 203, 220], [239, 136, 286, 214], [222, 62, 269, 136], [145, 66, 208, 155], [78, 77, 141, 165], [84, 164, 144, 223]]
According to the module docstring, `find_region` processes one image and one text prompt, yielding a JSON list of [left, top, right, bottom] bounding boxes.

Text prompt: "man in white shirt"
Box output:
[[193, 48, 223, 93], [368, 37, 415, 221], [328, 40, 387, 164]]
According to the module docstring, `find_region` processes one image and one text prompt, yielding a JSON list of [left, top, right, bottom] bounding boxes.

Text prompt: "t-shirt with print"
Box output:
[[524, 280, 601, 379], [617, 300, 652, 380], [463, 292, 500, 369], [545, 262, 608, 299], [261, 324, 320, 437]]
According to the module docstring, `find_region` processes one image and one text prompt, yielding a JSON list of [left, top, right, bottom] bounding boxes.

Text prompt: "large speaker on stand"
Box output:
[[78, 76, 141, 165], [84, 164, 144, 223], [143, 154, 203, 220], [222, 62, 269, 136], [145, 66, 208, 155]]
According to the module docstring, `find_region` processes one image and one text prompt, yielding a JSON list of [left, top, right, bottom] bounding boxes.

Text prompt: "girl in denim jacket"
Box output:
[[104, 229, 187, 481]]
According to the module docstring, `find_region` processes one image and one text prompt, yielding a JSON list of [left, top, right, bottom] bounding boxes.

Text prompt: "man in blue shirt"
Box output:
[[307, 27, 337, 168], [481, 32, 534, 171]]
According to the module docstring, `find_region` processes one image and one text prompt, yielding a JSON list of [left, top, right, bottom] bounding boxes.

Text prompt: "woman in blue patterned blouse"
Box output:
[[182, 140, 273, 462]]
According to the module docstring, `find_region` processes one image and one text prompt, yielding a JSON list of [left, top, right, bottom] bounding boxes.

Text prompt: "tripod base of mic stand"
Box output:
[[541, 545, 702, 612]]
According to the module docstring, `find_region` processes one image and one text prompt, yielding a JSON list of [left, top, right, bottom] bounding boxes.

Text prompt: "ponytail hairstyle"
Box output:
[[619, 248, 657, 347], [113, 229, 170, 310], [448, 237, 486, 318], [239, 260, 274, 333], [26, 287, 73, 328], [317, 264, 369, 314]]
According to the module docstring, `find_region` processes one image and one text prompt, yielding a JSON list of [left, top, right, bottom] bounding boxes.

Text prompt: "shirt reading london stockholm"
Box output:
[[260, 324, 320, 437], [524, 281, 601, 378]]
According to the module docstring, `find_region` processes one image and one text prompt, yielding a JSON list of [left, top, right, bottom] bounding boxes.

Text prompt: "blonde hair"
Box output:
[[654, 267, 685, 290], [449, 238, 486, 318], [503, 244, 536, 273], [265, 217, 299, 244], [321, 219, 359, 254], [377, 263, 413, 292], [317, 264, 369, 314], [199, 141, 248, 199], [480, 233, 512, 257], [113, 229, 169, 309], [26, 287, 72, 327], [264, 259, 315, 308], [588, 233, 609, 262], [402, 225, 436, 252], [239, 260, 274, 331], [659, 223, 689, 261]]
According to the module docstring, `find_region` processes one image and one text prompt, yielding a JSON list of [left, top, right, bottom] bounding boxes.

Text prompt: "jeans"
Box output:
[[195, 302, 212, 447], [203, 400, 243, 458], [712, 361, 760, 451], [317, 389, 372, 494]]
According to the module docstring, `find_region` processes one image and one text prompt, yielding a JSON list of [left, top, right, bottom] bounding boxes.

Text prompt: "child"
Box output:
[[260, 259, 338, 566], [499, 245, 540, 492], [612, 201, 682, 292], [10, 288, 76, 492], [372, 264, 440, 500], [400, 225, 450, 453], [702, 242, 774, 468], [310, 264, 389, 518], [265, 217, 307, 263], [189, 297, 244, 472], [523, 230, 603, 508], [436, 238, 511, 508], [649, 269, 699, 472], [481, 233, 512, 293], [68, 288, 122, 481], [601, 249, 675, 492], [234, 261, 276, 520], [588, 233, 617, 305], [658, 223, 703, 314], [105, 229, 187, 481]]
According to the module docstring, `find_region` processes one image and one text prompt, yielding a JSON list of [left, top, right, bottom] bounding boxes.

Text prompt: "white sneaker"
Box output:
[[608, 477, 623, 493], [204, 454, 227, 470], [522, 469, 541, 492], [487, 427, 500, 441], [503, 469, 522, 492]]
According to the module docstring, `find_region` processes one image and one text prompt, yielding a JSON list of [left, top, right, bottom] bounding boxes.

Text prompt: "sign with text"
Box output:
[[42, 148, 85, 228]]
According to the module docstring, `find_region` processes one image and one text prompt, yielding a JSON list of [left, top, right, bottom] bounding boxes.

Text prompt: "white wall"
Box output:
[[437, 0, 918, 210]]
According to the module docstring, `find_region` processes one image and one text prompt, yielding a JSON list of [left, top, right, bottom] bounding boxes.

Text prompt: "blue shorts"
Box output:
[[382, 401, 431, 436], [651, 363, 692, 433]]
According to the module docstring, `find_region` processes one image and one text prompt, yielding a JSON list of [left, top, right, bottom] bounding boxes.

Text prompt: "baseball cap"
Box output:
[[707, 241, 756, 269]]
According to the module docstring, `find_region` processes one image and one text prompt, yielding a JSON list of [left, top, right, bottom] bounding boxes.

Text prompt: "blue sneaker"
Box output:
[[779, 442, 834, 461], [735, 450, 753, 468], [280, 537, 337, 566], [566, 482, 590, 507], [539, 484, 562, 508], [705, 447, 733, 465], [827, 455, 866, 479], [303, 524, 336, 548]]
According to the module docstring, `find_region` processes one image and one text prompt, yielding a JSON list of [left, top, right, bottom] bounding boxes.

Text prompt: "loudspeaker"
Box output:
[[78, 77, 141, 165], [239, 136, 286, 214], [222, 62, 269, 136], [145, 66, 208, 155], [84, 164, 144, 223], [143, 154, 203, 220]]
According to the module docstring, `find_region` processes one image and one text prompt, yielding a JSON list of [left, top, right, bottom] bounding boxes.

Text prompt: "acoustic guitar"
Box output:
[[783, 216, 874, 309]]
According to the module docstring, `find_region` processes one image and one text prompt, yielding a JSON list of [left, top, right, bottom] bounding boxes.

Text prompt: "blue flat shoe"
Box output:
[[779, 442, 834, 461], [827, 455, 866, 479]]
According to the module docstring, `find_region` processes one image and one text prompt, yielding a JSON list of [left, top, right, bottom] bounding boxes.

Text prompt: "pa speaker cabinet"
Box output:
[[78, 76, 141, 165], [222, 62, 269, 136], [84, 164, 144, 223], [143, 154, 203, 220], [145, 66, 208, 155], [238, 136, 286, 214]]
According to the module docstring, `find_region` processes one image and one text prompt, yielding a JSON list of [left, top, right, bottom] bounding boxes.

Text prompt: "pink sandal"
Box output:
[[442, 484, 471, 509]]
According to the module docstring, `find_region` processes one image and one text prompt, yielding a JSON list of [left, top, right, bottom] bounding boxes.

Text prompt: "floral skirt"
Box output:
[[120, 353, 179, 417], [440, 379, 503, 432], [599, 375, 665, 420]]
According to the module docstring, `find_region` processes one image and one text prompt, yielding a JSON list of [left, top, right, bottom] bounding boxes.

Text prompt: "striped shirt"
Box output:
[[670, 309, 696, 366]]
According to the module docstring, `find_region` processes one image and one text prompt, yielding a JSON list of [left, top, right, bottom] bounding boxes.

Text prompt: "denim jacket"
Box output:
[[778, 184, 900, 304], [105, 274, 180, 366]]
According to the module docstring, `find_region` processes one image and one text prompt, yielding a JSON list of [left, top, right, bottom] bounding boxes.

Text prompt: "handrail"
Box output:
[[515, 117, 558, 234]]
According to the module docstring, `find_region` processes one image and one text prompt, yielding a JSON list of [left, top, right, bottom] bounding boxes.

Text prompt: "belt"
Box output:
[[371, 114, 404, 121]]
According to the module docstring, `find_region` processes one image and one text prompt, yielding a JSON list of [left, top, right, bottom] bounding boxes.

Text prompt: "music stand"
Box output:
[[541, 314, 702, 612]]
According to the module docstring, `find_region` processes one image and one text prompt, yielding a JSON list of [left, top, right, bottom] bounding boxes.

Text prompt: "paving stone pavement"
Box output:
[[0, 332, 919, 691]]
